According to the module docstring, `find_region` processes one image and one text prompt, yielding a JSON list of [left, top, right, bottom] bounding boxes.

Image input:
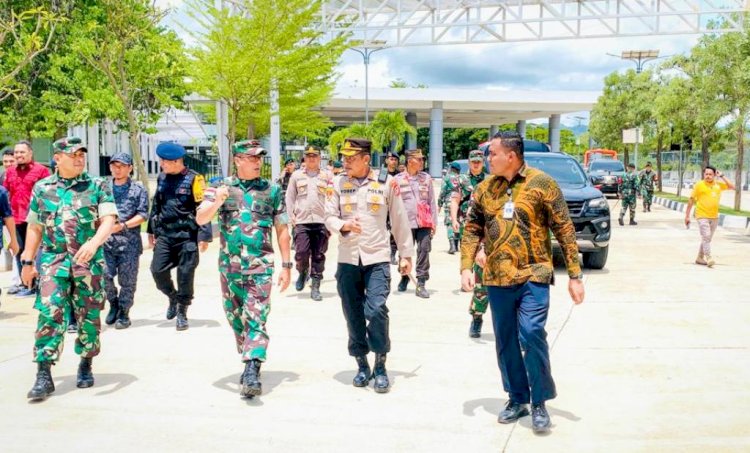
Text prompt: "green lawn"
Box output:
[[656, 192, 750, 217]]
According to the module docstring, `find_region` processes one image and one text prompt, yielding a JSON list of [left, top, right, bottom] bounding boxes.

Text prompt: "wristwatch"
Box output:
[[21, 259, 35, 266], [120, 220, 127, 230], [281, 262, 293, 269], [570, 273, 583, 280]]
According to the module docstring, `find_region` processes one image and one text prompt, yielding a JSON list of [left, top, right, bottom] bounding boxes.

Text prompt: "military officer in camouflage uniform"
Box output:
[[325, 138, 414, 394], [438, 161, 461, 254], [196, 140, 291, 398], [285, 145, 332, 300], [450, 150, 489, 338], [22, 137, 118, 401], [148, 142, 212, 331], [394, 149, 437, 298], [618, 162, 639, 226], [639, 162, 657, 212], [103, 152, 148, 330]]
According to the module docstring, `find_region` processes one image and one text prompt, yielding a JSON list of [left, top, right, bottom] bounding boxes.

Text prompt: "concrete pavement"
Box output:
[[0, 201, 749, 452]]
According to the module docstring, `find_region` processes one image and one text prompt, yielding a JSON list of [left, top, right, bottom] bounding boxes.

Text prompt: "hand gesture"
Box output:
[[278, 268, 291, 292], [568, 278, 585, 305], [460, 269, 475, 292], [73, 240, 99, 265], [398, 258, 412, 276], [21, 262, 38, 288]]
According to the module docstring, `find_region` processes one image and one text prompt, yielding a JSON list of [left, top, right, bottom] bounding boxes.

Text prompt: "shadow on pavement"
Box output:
[[285, 292, 338, 300], [462, 398, 580, 424], [332, 366, 420, 387], [28, 373, 139, 401], [212, 370, 300, 399], [126, 318, 221, 329], [0, 311, 25, 320]]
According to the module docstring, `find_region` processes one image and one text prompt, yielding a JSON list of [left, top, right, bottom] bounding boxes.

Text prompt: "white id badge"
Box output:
[[503, 201, 514, 219]]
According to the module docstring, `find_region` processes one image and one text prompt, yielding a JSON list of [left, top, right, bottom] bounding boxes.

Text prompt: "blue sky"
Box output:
[[158, 1, 699, 127]]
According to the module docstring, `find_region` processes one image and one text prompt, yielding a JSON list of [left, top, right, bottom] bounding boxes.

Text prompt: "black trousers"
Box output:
[[336, 262, 391, 356], [293, 223, 329, 278], [411, 227, 432, 281], [150, 237, 199, 306]]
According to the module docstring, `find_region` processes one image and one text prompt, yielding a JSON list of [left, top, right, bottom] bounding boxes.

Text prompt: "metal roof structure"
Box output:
[[320, 0, 748, 46]]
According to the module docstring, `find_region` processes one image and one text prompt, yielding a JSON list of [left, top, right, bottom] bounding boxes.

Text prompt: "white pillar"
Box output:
[[429, 102, 443, 178], [549, 114, 561, 153], [86, 123, 100, 176], [270, 85, 281, 180], [489, 125, 498, 140], [406, 112, 417, 150], [216, 101, 230, 177], [516, 120, 526, 138]]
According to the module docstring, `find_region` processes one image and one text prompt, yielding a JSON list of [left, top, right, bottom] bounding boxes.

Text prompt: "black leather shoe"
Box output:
[[448, 240, 456, 254], [115, 307, 131, 330], [166, 298, 177, 320], [295, 269, 308, 291], [397, 276, 409, 292], [176, 304, 189, 331], [469, 315, 483, 338], [76, 357, 94, 388], [497, 401, 530, 424], [352, 356, 371, 387], [310, 277, 322, 301], [531, 403, 551, 433], [618, 217, 624, 226], [27, 362, 55, 400], [240, 359, 262, 397], [105, 298, 119, 326], [372, 354, 390, 393], [415, 279, 429, 299]]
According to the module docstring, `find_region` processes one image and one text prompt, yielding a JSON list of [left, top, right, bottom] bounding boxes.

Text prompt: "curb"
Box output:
[[653, 196, 750, 232]]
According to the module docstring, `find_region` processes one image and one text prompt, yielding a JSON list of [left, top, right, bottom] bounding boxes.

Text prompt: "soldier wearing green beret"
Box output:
[[197, 140, 291, 398], [23, 137, 118, 400]]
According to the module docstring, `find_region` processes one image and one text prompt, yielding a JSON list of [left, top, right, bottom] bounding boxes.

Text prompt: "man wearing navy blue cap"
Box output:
[[148, 142, 212, 331], [103, 152, 148, 329]]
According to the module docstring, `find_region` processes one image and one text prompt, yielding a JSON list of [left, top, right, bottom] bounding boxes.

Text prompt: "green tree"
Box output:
[[369, 110, 416, 153], [328, 123, 373, 159], [187, 0, 347, 146]]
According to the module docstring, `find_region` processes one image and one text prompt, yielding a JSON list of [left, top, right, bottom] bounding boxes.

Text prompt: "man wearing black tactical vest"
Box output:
[[148, 142, 212, 331]]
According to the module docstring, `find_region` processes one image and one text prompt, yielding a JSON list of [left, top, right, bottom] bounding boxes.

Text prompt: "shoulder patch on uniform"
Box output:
[[193, 174, 206, 202]]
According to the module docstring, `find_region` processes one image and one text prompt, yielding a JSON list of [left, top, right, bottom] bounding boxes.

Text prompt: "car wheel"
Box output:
[[583, 245, 608, 270]]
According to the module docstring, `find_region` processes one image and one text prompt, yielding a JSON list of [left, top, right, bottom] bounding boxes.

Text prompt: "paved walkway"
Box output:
[[0, 202, 748, 452]]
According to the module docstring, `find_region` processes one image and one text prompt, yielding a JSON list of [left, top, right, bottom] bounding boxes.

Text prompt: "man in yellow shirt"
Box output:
[[684, 166, 734, 267]]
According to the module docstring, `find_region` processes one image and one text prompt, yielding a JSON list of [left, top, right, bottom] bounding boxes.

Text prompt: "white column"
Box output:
[[429, 102, 443, 178], [516, 120, 526, 138], [216, 101, 230, 177], [270, 85, 281, 180], [86, 123, 100, 176], [406, 112, 417, 150], [549, 114, 561, 153]]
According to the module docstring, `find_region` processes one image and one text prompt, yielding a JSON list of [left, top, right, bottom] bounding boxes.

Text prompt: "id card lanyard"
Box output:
[[503, 187, 515, 220]]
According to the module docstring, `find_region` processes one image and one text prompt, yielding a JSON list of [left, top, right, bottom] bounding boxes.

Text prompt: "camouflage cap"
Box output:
[[304, 145, 321, 155], [233, 139, 266, 156], [469, 149, 484, 162], [340, 138, 371, 157], [53, 136, 87, 154], [405, 148, 425, 160]]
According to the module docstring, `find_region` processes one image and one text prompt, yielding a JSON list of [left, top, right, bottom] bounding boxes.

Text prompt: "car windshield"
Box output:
[[589, 160, 624, 172], [526, 156, 587, 187]]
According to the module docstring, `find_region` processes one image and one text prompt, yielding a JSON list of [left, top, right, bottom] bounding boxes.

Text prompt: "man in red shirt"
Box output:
[[4, 140, 50, 296]]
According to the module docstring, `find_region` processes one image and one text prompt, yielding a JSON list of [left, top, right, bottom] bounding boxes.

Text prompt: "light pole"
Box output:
[[607, 49, 660, 73], [349, 40, 387, 126]]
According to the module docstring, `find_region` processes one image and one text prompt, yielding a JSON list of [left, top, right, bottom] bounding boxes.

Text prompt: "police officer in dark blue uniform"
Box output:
[[103, 152, 149, 330], [148, 143, 212, 331]]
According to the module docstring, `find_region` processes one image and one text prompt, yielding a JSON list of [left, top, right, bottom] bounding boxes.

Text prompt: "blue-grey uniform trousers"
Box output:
[[104, 250, 140, 310], [336, 261, 391, 357], [487, 282, 557, 405]]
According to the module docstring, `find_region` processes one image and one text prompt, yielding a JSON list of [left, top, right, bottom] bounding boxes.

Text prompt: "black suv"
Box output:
[[587, 159, 625, 196], [525, 152, 611, 269]]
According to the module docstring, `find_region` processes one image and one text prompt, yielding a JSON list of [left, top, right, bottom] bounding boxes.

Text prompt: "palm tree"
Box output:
[[328, 123, 373, 159], [369, 110, 417, 153]]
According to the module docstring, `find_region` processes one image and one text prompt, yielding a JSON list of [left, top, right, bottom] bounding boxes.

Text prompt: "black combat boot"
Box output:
[[629, 218, 638, 226], [454, 239, 461, 253], [27, 362, 55, 400], [415, 278, 430, 299], [295, 269, 308, 292], [105, 298, 119, 326], [310, 277, 322, 301], [469, 314, 483, 338], [166, 297, 177, 320], [618, 215, 624, 226], [115, 307, 131, 330], [176, 304, 189, 331], [76, 357, 94, 388], [240, 359, 262, 397], [352, 356, 371, 387], [373, 354, 390, 394], [397, 275, 409, 292], [448, 239, 456, 254]]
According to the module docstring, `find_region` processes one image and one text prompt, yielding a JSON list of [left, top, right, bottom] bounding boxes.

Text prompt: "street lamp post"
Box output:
[[607, 49, 660, 73], [349, 40, 387, 126]]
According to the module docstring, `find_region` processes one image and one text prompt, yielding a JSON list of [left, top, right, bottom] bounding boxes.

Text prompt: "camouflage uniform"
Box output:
[[28, 171, 117, 363], [619, 169, 639, 224], [451, 169, 488, 316], [207, 176, 288, 363], [639, 168, 657, 211], [438, 171, 460, 249], [103, 177, 148, 313]]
